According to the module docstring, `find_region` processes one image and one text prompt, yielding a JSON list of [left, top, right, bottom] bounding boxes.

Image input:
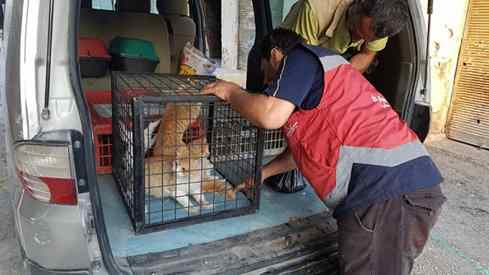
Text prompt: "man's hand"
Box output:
[[235, 176, 264, 198], [202, 80, 241, 102], [202, 80, 295, 129], [235, 177, 256, 192], [350, 46, 377, 73], [235, 148, 297, 196]]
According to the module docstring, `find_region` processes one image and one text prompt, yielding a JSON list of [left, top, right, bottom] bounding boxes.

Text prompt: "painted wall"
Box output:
[[222, 0, 239, 69], [420, 0, 469, 134], [238, 0, 255, 70]]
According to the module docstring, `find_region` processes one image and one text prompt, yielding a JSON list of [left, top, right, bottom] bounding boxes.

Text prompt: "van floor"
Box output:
[[97, 175, 328, 257]]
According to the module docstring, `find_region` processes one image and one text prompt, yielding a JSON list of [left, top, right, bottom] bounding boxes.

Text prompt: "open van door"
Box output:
[[246, 0, 273, 92], [246, 0, 434, 143], [407, 0, 434, 142]]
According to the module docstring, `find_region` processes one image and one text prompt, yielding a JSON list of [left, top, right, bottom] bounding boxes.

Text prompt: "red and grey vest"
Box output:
[[283, 45, 442, 217]]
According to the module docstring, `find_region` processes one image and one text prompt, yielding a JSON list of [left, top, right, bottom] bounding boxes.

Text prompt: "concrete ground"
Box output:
[[1, 136, 489, 274], [412, 136, 489, 275]]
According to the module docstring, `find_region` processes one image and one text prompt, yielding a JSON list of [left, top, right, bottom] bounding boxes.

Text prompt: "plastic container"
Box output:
[[86, 90, 113, 174], [109, 37, 160, 73], [79, 37, 111, 78]]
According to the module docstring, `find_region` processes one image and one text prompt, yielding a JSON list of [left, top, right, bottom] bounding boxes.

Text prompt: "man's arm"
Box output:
[[202, 80, 295, 129], [350, 46, 377, 73], [350, 37, 388, 73], [236, 148, 297, 191], [262, 148, 297, 181]]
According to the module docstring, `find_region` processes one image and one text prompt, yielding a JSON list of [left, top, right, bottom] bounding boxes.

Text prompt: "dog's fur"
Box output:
[[145, 103, 236, 211]]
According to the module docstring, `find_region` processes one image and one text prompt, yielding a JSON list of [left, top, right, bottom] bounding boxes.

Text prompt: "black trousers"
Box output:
[[337, 185, 446, 275]]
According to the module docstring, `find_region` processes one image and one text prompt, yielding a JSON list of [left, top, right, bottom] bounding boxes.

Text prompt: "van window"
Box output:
[[270, 0, 297, 27], [202, 1, 255, 86], [92, 0, 115, 11], [150, 0, 158, 14], [91, 0, 158, 13], [203, 1, 221, 60]]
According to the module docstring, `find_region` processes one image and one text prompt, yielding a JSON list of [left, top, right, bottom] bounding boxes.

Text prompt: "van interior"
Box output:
[[78, 0, 418, 268]]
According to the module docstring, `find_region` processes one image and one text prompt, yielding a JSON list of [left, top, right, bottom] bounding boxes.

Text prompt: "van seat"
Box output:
[[162, 15, 196, 73], [79, 9, 171, 90], [158, 1, 197, 73]]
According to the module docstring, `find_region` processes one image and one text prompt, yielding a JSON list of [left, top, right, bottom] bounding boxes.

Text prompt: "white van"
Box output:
[[2, 0, 433, 274]]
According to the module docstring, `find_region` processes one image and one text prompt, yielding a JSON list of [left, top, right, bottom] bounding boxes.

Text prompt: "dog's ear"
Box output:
[[182, 127, 191, 144], [182, 119, 204, 144]]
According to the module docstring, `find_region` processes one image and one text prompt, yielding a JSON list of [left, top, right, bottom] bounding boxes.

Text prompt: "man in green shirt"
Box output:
[[282, 0, 409, 72]]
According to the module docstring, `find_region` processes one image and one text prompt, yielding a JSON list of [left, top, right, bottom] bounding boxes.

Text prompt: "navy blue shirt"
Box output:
[[264, 46, 324, 110]]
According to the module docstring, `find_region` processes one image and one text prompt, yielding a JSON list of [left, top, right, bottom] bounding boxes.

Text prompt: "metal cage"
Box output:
[[263, 129, 286, 158], [112, 72, 263, 233]]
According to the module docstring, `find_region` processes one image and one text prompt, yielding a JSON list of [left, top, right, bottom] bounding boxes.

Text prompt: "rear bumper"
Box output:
[[127, 213, 339, 274], [22, 258, 89, 275], [15, 191, 90, 270]]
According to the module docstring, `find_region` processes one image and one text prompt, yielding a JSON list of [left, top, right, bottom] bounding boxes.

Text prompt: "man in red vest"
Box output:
[[203, 28, 445, 275]]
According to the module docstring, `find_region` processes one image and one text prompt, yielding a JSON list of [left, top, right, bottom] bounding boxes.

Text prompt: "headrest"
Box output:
[[117, 0, 151, 13], [157, 0, 188, 16]]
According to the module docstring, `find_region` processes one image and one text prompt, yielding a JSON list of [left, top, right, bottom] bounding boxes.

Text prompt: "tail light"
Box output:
[[15, 143, 77, 205]]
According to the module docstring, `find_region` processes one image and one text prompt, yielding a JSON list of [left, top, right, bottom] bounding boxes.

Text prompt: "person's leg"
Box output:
[[337, 185, 446, 275], [337, 203, 382, 275], [399, 185, 446, 274]]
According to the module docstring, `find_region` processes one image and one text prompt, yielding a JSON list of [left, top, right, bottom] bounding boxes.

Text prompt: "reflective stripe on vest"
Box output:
[[325, 140, 428, 208]]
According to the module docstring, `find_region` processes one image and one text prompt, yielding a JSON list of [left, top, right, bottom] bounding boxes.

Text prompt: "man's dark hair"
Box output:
[[260, 28, 304, 60], [348, 0, 409, 38]]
